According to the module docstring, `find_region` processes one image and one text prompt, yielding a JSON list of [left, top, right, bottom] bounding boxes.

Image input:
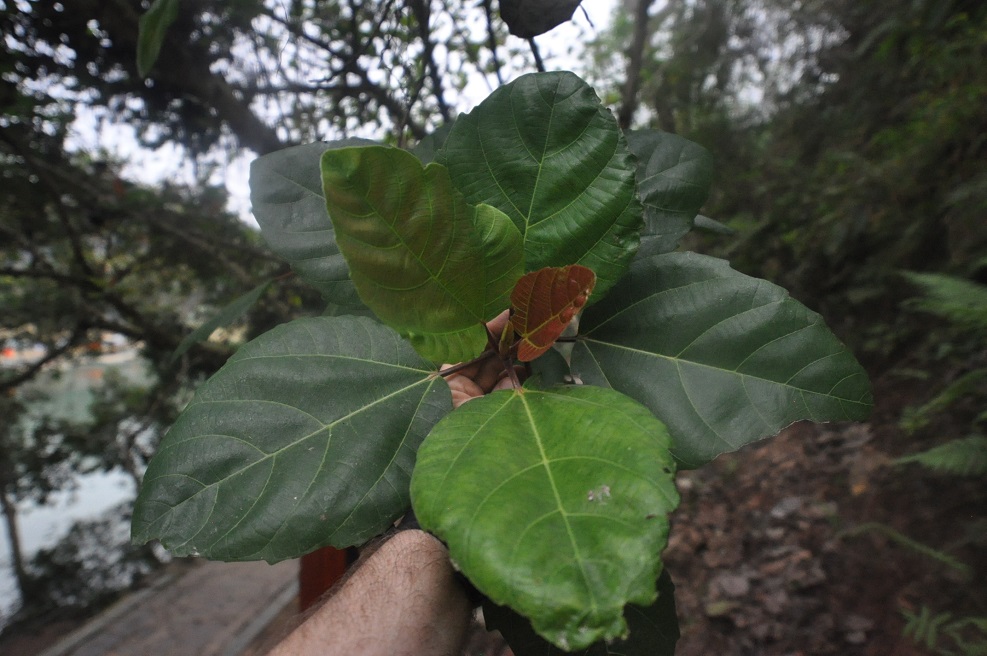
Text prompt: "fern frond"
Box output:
[[895, 435, 987, 477], [841, 523, 972, 575], [902, 272, 987, 332]]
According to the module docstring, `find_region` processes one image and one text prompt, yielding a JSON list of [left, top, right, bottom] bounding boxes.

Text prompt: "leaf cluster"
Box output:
[[132, 72, 871, 652]]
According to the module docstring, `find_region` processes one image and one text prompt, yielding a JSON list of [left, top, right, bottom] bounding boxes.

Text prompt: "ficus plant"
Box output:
[[131, 71, 872, 654]]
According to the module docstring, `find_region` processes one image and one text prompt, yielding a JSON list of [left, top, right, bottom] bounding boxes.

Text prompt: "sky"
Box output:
[[65, 2, 618, 227]]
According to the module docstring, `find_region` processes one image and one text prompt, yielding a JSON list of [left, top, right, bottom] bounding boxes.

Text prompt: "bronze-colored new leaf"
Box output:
[[511, 265, 596, 361]]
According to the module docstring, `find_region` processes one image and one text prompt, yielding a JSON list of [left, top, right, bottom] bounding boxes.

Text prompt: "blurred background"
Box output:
[[1, 1, 984, 654]]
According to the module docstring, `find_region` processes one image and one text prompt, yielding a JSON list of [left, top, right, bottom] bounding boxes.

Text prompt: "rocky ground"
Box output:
[[664, 372, 986, 655]]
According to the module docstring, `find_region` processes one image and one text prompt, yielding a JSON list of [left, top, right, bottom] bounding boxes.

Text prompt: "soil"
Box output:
[[663, 371, 987, 655]]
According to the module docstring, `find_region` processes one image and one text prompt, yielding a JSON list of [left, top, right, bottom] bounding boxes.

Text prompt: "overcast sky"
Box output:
[[66, 3, 617, 227]]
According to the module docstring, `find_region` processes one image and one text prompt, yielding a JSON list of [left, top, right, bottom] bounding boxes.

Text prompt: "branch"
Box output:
[[617, 0, 658, 129], [528, 38, 545, 72], [103, 0, 288, 154], [482, 0, 505, 85], [0, 326, 86, 393], [409, 0, 452, 123]]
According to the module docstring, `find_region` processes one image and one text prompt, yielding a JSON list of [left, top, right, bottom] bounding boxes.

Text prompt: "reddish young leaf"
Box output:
[[510, 265, 596, 361]]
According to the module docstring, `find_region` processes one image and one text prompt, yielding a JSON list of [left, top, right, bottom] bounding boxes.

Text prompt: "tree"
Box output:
[[0, 0, 565, 625], [587, 0, 987, 352]]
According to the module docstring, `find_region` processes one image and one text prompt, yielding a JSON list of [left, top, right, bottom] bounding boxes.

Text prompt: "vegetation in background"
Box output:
[[2, 0, 984, 649]]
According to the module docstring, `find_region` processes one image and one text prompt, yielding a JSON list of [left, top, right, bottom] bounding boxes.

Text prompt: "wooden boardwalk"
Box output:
[[37, 559, 297, 656]]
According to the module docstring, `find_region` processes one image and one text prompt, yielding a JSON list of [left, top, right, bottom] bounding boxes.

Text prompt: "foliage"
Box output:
[[894, 436, 987, 478], [586, 0, 987, 371], [895, 272, 987, 477], [839, 523, 972, 577], [902, 606, 987, 656], [132, 71, 870, 652], [902, 273, 987, 336]]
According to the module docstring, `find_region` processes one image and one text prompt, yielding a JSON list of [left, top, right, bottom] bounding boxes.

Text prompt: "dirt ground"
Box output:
[[664, 372, 986, 655]]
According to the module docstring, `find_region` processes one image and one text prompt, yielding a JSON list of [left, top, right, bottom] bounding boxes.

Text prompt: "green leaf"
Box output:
[[132, 316, 450, 562], [411, 121, 455, 164], [694, 214, 736, 235], [411, 385, 679, 650], [499, 0, 583, 38], [137, 0, 180, 78], [168, 279, 273, 364], [894, 435, 987, 477], [483, 569, 679, 656], [437, 72, 643, 300], [571, 252, 873, 468], [625, 129, 715, 257], [321, 146, 524, 363], [902, 271, 987, 332], [249, 140, 375, 315]]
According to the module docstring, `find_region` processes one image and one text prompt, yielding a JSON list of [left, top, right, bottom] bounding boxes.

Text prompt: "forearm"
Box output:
[[267, 530, 471, 656]]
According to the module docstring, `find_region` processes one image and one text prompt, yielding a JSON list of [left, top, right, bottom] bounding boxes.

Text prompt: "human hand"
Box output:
[[441, 311, 526, 408]]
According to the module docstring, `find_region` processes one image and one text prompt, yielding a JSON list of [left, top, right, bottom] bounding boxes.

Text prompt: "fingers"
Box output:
[[486, 309, 510, 341], [441, 310, 521, 408], [446, 374, 484, 409]]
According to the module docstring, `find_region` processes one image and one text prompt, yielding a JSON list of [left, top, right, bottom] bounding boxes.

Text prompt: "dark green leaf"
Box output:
[[499, 0, 583, 38], [321, 146, 524, 363], [168, 279, 273, 364], [411, 121, 455, 164], [249, 140, 375, 315], [693, 214, 736, 235], [411, 385, 679, 650], [483, 569, 679, 655], [133, 316, 450, 562], [625, 130, 715, 257], [137, 0, 180, 78], [572, 253, 873, 468], [438, 72, 643, 300]]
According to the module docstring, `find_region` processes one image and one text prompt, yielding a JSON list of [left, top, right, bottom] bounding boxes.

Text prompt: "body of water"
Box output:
[[0, 350, 149, 627]]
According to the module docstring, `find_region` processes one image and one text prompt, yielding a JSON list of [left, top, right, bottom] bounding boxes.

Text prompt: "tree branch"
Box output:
[[617, 0, 658, 129], [0, 325, 86, 393], [528, 38, 545, 72], [482, 0, 505, 85], [409, 0, 452, 123]]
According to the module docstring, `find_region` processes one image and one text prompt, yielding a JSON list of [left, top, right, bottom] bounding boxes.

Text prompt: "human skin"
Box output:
[[266, 312, 518, 656], [266, 529, 472, 656]]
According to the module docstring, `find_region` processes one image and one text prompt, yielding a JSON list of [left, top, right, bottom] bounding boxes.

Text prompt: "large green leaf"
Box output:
[[571, 252, 873, 468], [132, 316, 450, 562], [411, 385, 679, 651], [437, 72, 643, 300], [625, 129, 715, 257], [483, 569, 679, 656], [321, 146, 524, 363], [249, 140, 373, 315]]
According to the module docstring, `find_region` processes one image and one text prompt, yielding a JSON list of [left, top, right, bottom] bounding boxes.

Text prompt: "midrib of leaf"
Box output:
[[326, 378, 439, 541], [273, 169, 325, 200], [227, 351, 435, 375], [478, 131, 525, 220], [153, 376, 435, 523], [517, 81, 557, 225], [519, 393, 599, 616], [581, 338, 871, 408], [355, 183, 484, 323]]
